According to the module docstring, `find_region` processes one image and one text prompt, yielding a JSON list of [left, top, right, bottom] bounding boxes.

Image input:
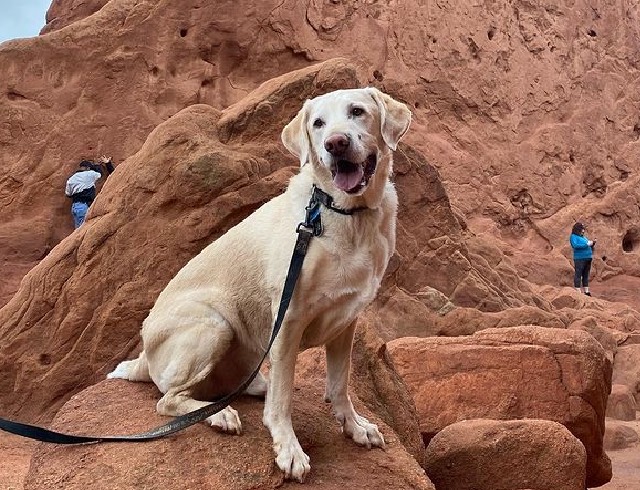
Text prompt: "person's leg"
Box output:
[[582, 259, 593, 295], [71, 203, 81, 228], [71, 202, 88, 228], [574, 259, 586, 292]]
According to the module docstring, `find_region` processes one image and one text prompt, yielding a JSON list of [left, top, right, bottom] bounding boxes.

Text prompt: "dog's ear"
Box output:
[[281, 101, 311, 166], [367, 88, 412, 151]]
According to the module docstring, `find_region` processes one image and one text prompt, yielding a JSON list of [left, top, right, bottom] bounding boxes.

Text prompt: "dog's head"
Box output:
[[281, 88, 411, 196]]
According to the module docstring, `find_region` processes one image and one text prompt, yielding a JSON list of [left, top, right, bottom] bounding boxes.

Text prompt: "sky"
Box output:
[[0, 0, 52, 43]]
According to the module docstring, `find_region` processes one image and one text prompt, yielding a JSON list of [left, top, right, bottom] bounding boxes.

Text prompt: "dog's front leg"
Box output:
[[263, 322, 310, 482], [325, 320, 385, 449]]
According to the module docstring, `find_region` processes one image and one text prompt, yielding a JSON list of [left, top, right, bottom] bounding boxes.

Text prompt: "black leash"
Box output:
[[0, 186, 366, 444]]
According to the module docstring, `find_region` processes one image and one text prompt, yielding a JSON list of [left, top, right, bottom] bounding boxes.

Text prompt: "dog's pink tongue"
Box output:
[[334, 165, 364, 192]]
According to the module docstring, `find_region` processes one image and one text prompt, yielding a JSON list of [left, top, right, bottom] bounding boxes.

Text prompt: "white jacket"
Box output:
[[65, 170, 102, 196]]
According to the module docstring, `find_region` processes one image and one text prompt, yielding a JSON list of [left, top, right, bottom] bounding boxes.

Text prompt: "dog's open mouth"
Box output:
[[331, 155, 377, 194]]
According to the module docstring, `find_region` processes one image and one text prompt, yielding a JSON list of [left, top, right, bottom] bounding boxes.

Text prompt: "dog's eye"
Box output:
[[350, 107, 365, 117], [313, 118, 325, 128]]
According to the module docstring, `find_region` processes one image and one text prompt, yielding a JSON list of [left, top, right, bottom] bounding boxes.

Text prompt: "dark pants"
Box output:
[[573, 259, 592, 288]]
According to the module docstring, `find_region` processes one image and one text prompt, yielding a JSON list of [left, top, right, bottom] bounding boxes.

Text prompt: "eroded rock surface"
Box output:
[[24, 380, 434, 490], [388, 326, 612, 487], [424, 419, 587, 490]]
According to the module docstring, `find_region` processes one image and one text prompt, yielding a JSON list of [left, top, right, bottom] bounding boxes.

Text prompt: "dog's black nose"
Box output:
[[324, 133, 350, 156]]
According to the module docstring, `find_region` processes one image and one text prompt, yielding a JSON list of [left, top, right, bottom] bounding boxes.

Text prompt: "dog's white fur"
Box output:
[[108, 87, 411, 482]]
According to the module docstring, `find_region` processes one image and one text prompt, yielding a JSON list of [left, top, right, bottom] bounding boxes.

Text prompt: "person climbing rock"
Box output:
[[64, 155, 115, 228]]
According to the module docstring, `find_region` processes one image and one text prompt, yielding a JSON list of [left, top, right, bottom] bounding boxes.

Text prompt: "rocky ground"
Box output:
[[0, 352, 638, 489], [0, 274, 638, 489], [0, 434, 34, 490]]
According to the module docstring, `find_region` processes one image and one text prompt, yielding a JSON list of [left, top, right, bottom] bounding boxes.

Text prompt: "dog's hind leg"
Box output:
[[157, 389, 242, 434], [154, 311, 242, 435], [107, 351, 151, 382]]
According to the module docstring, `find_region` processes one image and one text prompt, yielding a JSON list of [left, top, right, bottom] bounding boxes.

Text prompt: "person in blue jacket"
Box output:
[[570, 222, 596, 296]]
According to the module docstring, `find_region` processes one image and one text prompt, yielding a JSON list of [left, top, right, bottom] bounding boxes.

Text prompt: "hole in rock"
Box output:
[[7, 91, 25, 100], [622, 229, 640, 253], [180, 28, 188, 37]]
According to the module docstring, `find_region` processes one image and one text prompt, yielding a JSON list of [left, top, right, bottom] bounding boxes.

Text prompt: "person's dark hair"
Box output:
[[79, 160, 94, 169], [571, 222, 585, 235]]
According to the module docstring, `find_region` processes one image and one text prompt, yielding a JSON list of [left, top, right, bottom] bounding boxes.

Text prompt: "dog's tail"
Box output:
[[107, 351, 151, 382]]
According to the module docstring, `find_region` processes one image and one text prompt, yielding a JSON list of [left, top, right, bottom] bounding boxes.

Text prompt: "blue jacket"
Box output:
[[570, 233, 593, 260]]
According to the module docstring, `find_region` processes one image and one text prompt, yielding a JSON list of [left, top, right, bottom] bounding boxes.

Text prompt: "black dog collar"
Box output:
[[311, 185, 368, 215]]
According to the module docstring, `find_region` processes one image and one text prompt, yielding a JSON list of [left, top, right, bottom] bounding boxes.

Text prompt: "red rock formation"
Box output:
[[606, 384, 637, 421], [2, 0, 640, 308], [41, 0, 109, 34], [424, 419, 587, 490], [23, 380, 435, 489], [604, 420, 640, 451], [388, 326, 612, 487], [0, 60, 354, 422], [0, 59, 550, 425], [612, 344, 640, 403]]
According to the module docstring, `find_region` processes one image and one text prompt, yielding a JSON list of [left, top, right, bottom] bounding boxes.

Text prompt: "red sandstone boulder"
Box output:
[[23, 380, 435, 490], [606, 384, 637, 421], [41, 0, 110, 34], [612, 345, 640, 404], [538, 285, 640, 334], [424, 419, 587, 490], [387, 326, 612, 487], [604, 420, 640, 451]]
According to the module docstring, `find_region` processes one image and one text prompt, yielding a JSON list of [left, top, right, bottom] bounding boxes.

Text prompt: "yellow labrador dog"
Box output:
[[108, 87, 411, 481]]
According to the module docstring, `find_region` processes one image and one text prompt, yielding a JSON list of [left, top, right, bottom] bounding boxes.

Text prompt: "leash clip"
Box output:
[[296, 192, 324, 237]]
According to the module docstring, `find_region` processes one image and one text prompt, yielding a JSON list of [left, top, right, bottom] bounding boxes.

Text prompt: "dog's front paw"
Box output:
[[274, 438, 311, 482], [343, 413, 385, 449], [206, 406, 242, 435]]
